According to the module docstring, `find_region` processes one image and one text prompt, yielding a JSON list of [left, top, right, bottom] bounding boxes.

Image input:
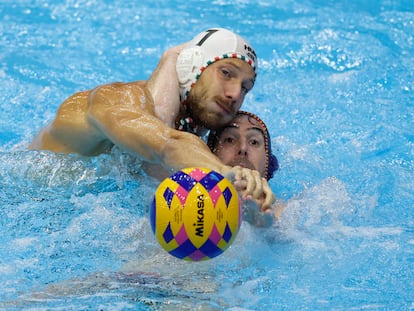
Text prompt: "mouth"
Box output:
[[227, 158, 256, 171], [215, 100, 232, 115]]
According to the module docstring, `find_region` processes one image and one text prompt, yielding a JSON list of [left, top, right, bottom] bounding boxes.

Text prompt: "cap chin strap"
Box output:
[[176, 105, 210, 142], [177, 115, 197, 134]]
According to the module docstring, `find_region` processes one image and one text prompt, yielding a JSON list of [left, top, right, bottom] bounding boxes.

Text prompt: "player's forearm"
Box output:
[[146, 44, 187, 126], [160, 129, 227, 173]]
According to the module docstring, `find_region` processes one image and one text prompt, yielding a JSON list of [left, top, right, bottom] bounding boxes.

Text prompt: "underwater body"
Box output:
[[1, 0, 413, 310]]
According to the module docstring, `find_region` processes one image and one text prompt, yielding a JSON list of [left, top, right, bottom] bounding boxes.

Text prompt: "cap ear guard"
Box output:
[[176, 46, 204, 86], [267, 153, 279, 180], [176, 46, 204, 100]]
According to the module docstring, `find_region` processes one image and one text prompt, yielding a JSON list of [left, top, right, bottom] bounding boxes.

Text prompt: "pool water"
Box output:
[[1, 0, 413, 310]]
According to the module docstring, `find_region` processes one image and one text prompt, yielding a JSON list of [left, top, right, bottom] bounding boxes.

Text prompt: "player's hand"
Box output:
[[223, 165, 276, 210]]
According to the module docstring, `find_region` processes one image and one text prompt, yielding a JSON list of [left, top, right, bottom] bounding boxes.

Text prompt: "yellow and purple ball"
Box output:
[[150, 167, 241, 261]]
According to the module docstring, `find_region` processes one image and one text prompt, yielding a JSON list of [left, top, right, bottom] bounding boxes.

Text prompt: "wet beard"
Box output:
[[186, 90, 234, 131]]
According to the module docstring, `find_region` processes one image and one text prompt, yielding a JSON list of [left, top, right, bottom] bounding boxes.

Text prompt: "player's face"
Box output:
[[186, 59, 255, 130], [214, 115, 267, 178]]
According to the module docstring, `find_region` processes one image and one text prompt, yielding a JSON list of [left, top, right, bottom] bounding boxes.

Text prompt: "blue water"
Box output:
[[1, 0, 413, 309]]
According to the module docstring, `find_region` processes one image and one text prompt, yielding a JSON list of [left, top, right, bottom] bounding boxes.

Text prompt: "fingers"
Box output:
[[243, 169, 263, 199], [224, 166, 252, 194], [224, 166, 276, 211], [222, 165, 237, 182], [260, 178, 276, 210]]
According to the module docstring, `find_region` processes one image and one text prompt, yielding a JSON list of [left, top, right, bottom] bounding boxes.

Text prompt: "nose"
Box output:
[[237, 140, 248, 156], [224, 82, 243, 105]]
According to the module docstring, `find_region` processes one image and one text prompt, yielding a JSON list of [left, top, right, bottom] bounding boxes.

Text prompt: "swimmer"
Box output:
[[29, 28, 275, 210], [208, 111, 285, 226]]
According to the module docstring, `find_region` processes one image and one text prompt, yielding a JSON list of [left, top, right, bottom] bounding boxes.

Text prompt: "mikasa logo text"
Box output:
[[194, 194, 205, 237]]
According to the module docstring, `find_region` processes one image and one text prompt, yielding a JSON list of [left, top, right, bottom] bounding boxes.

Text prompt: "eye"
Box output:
[[219, 133, 238, 146], [249, 138, 263, 147], [220, 68, 231, 78], [223, 136, 235, 144]]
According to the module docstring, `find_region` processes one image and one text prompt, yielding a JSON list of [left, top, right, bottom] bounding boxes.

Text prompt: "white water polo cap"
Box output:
[[176, 28, 258, 102]]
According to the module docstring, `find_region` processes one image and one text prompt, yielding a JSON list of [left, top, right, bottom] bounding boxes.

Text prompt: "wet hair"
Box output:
[[207, 111, 279, 180]]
